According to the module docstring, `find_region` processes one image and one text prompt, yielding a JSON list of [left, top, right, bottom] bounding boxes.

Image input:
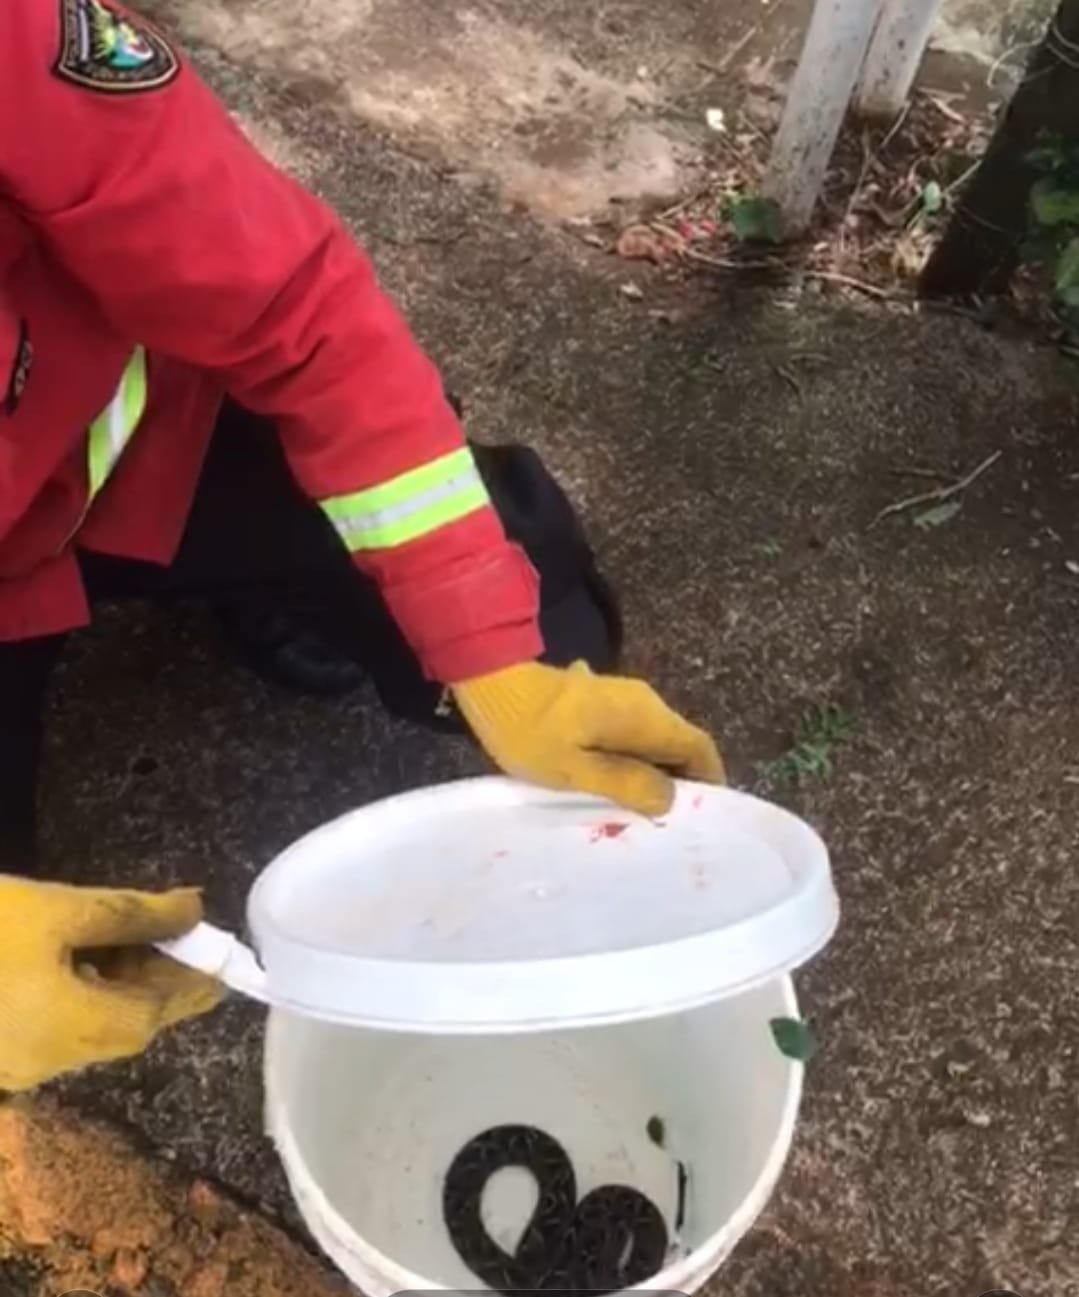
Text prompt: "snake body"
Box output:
[[442, 1124, 669, 1293]]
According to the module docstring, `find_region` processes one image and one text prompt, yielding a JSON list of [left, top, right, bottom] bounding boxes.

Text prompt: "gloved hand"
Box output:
[[453, 660, 724, 816], [0, 879, 223, 1092]]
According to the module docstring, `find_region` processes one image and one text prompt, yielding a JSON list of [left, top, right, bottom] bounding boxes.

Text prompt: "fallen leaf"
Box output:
[[913, 500, 961, 530], [1032, 179, 1079, 228], [728, 193, 784, 244], [770, 1016, 819, 1062], [619, 281, 644, 300], [920, 180, 943, 216]]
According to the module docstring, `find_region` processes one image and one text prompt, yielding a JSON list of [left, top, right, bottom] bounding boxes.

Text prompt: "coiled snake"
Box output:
[[442, 1124, 669, 1293]]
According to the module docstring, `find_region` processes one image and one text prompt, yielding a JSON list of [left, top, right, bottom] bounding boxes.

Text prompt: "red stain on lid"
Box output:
[[589, 821, 630, 843]]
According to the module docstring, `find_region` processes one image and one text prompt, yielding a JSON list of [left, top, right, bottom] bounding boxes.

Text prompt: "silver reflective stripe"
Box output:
[[87, 347, 147, 500], [320, 451, 491, 553], [327, 468, 483, 541]]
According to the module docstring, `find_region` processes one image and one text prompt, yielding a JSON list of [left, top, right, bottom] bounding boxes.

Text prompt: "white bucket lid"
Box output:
[[161, 777, 838, 1033]]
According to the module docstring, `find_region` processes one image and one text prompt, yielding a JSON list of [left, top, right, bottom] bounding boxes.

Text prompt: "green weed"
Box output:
[[760, 702, 855, 785]]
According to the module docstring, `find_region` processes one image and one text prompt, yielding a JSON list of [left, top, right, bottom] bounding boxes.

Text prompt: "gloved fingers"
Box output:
[[152, 965, 225, 1030], [679, 724, 726, 784], [51, 885, 204, 950], [0, 981, 166, 1088], [79, 948, 224, 1026], [560, 749, 677, 818], [0, 960, 223, 1091], [577, 675, 726, 783], [59, 970, 209, 1067], [0, 1056, 60, 1093]]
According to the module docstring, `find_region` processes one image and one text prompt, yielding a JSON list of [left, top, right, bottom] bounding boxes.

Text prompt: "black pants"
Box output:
[[0, 401, 619, 875]]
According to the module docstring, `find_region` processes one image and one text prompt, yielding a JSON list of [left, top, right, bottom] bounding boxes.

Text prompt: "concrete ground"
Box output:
[[6, 0, 1079, 1294]]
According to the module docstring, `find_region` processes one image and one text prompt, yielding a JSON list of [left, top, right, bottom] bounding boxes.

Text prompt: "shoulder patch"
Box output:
[[54, 0, 179, 94]]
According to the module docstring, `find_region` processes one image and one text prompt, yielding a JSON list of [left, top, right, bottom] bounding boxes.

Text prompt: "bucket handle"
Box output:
[[158, 921, 271, 1003]]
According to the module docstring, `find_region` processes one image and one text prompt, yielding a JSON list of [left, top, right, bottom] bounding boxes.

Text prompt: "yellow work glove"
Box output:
[[0, 878, 223, 1092], [453, 660, 724, 817]]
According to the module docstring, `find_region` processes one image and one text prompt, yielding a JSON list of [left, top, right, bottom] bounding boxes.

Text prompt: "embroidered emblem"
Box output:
[[54, 0, 179, 93], [5, 323, 32, 416]]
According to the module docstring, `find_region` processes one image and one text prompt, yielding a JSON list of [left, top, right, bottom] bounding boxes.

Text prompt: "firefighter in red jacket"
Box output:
[[0, 0, 723, 1091]]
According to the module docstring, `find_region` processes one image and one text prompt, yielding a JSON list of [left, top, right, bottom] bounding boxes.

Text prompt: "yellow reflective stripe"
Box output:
[[321, 448, 490, 552], [87, 347, 148, 499], [338, 478, 489, 551], [321, 447, 475, 523]]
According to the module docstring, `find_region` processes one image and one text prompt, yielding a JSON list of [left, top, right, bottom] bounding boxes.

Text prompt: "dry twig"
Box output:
[[697, 26, 759, 78], [772, 364, 804, 397], [683, 248, 782, 271], [804, 270, 898, 300], [869, 450, 1002, 528]]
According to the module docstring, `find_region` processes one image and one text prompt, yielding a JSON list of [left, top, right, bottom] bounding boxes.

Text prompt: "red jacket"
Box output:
[[0, 0, 542, 682]]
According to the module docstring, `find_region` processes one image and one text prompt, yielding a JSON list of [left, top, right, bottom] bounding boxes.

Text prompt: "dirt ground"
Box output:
[[5, 0, 1079, 1295], [0, 1098, 348, 1297]]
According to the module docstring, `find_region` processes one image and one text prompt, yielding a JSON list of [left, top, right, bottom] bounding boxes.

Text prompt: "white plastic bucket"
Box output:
[[265, 975, 803, 1296], [159, 780, 833, 1294]]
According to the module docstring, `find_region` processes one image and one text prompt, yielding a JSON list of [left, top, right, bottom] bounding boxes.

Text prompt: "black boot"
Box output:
[[213, 601, 366, 698]]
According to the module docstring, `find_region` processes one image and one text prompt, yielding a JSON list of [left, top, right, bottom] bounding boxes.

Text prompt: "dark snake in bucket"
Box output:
[[442, 1125, 669, 1293]]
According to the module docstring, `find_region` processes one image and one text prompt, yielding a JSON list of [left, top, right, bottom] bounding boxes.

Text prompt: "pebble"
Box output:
[[188, 1179, 223, 1225], [187, 1260, 229, 1297], [111, 1246, 150, 1291]]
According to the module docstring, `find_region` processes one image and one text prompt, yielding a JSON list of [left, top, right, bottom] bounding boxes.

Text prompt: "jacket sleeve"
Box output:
[[2, 0, 542, 683]]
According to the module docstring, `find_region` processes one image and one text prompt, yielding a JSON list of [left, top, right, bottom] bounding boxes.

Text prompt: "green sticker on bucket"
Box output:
[[770, 1016, 819, 1062]]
